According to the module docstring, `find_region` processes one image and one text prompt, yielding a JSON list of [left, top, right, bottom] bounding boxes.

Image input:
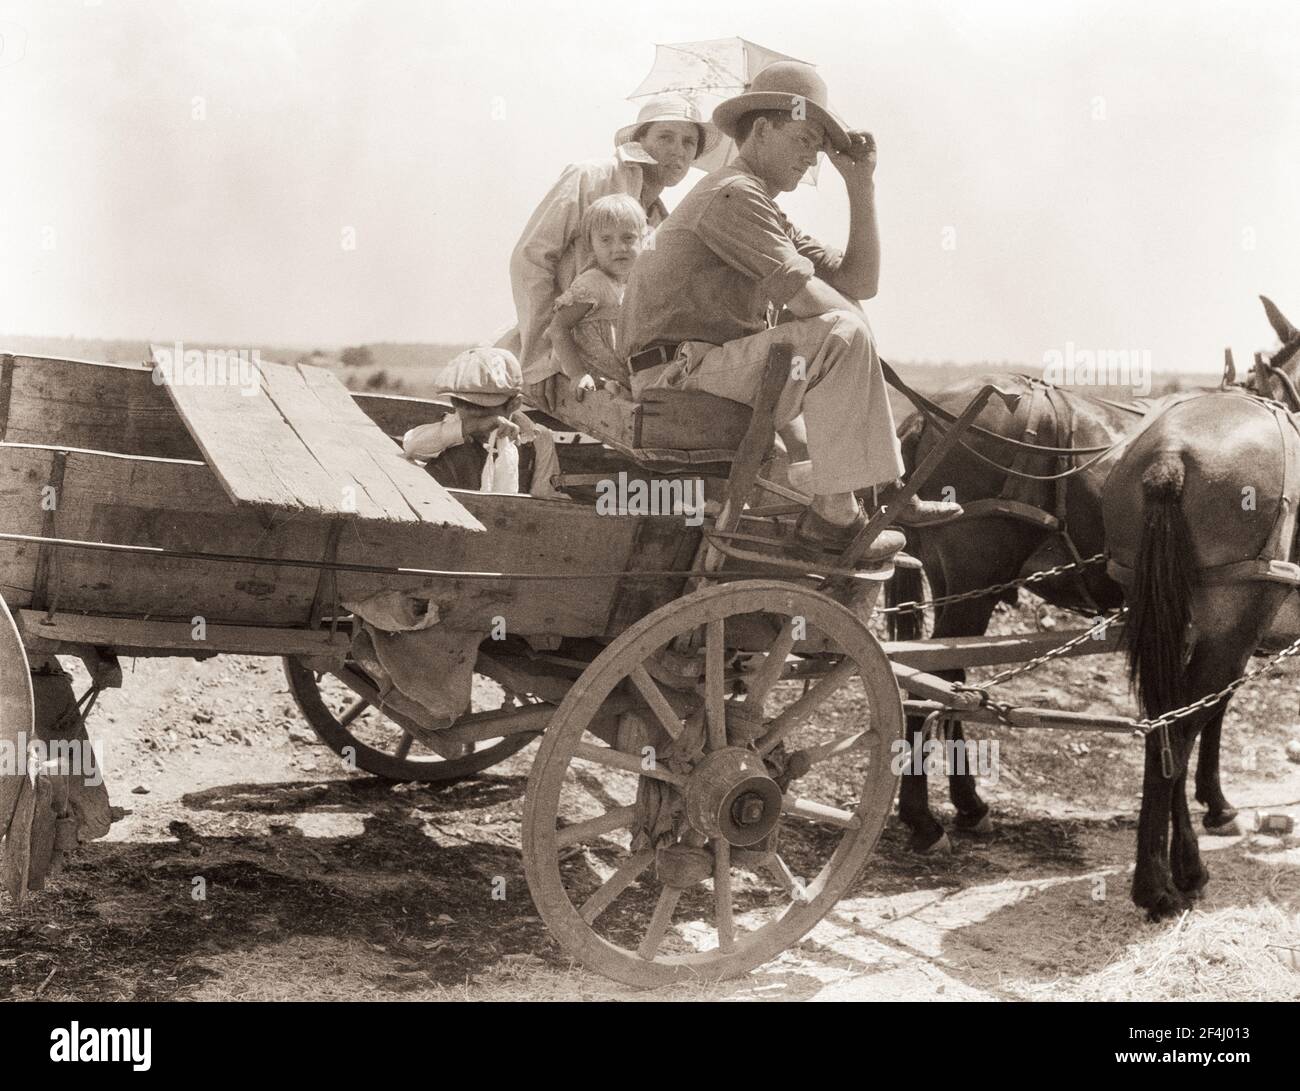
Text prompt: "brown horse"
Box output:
[[1103, 298, 1300, 918], [886, 374, 1148, 852]]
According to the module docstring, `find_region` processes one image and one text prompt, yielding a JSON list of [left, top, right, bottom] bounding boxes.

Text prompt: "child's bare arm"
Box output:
[[547, 301, 595, 382]]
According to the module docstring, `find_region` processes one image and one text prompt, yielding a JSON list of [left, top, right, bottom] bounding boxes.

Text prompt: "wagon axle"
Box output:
[[683, 747, 783, 847]]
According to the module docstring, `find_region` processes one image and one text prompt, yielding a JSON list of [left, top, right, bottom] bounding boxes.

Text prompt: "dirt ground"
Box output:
[[2, 597, 1299, 1002]]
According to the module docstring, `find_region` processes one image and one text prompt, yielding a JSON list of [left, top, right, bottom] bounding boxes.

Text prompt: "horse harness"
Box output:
[[1105, 391, 1300, 593], [942, 376, 1120, 612]]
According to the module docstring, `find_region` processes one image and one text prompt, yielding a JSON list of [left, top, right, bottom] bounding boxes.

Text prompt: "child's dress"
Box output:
[[552, 268, 628, 384]]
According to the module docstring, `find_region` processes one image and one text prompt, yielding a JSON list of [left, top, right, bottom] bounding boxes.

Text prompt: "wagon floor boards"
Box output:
[[155, 351, 482, 531]]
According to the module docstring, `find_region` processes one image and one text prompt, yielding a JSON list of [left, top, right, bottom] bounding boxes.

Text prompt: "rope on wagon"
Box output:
[[0, 530, 811, 583]]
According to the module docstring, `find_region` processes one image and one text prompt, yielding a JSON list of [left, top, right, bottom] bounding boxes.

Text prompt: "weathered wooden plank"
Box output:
[[0, 443, 683, 637], [17, 610, 348, 659], [636, 388, 751, 451], [52, 446, 331, 626], [0, 354, 461, 459], [333, 489, 681, 636], [158, 355, 386, 520], [903, 699, 1139, 734], [548, 382, 751, 456], [0, 355, 573, 478], [882, 627, 1121, 672], [160, 355, 480, 530], [2, 355, 201, 459], [0, 444, 63, 608], [292, 363, 481, 527], [548, 383, 639, 449]]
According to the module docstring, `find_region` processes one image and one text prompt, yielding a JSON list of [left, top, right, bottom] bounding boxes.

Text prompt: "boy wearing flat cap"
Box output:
[[402, 348, 562, 498], [620, 62, 961, 560]]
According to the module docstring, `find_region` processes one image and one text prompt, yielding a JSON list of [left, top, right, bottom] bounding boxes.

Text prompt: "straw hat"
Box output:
[[614, 93, 723, 158], [712, 61, 851, 153]]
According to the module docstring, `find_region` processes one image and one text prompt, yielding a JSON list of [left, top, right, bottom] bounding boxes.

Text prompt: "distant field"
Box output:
[[2, 334, 1201, 409], [0, 336, 473, 397]]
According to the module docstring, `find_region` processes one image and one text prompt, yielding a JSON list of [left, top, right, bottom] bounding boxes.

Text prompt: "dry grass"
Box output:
[[1016, 842, 1300, 1001]]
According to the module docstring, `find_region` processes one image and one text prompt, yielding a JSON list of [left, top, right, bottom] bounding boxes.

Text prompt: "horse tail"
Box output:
[[1124, 451, 1194, 715]]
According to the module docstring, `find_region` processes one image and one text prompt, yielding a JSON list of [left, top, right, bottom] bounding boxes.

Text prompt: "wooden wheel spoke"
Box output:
[[580, 850, 654, 924], [766, 854, 809, 904], [757, 658, 858, 756], [705, 620, 727, 751], [745, 619, 799, 705], [629, 665, 684, 741], [284, 659, 532, 782], [556, 805, 638, 849], [712, 838, 735, 952], [781, 794, 861, 829], [637, 885, 685, 961], [338, 697, 370, 728], [573, 742, 686, 786], [793, 729, 876, 769]]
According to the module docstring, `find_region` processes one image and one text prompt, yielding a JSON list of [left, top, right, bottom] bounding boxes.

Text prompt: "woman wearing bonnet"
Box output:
[[496, 93, 721, 415]]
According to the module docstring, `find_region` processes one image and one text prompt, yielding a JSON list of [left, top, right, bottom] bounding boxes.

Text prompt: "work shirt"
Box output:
[[506, 143, 668, 384], [401, 413, 542, 495], [620, 157, 843, 358]]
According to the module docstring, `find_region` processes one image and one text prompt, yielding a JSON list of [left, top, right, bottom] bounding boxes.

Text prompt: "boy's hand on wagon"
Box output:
[[572, 373, 597, 402], [460, 405, 520, 443]]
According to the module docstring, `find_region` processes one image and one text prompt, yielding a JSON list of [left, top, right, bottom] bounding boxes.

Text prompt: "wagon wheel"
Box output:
[[0, 596, 37, 902], [283, 658, 534, 782], [522, 579, 904, 987]]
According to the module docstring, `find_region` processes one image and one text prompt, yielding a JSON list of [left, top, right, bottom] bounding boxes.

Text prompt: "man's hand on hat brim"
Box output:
[[827, 130, 876, 184]]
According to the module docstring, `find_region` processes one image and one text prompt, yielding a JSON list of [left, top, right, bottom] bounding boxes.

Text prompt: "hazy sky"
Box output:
[[2, 0, 1297, 372]]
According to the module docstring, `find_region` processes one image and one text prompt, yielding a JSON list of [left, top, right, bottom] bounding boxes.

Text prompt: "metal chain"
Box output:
[[1134, 632, 1300, 734], [889, 542, 1300, 779], [959, 613, 1300, 737], [875, 552, 1108, 616], [942, 610, 1126, 728], [955, 608, 1126, 691]]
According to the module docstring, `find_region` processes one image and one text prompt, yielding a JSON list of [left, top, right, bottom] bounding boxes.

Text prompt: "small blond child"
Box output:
[[547, 193, 647, 401]]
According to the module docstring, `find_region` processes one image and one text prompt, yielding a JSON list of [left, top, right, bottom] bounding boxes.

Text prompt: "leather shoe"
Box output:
[[791, 505, 906, 564], [876, 482, 964, 528]]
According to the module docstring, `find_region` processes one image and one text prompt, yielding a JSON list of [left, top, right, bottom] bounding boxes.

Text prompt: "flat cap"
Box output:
[[432, 347, 523, 407]]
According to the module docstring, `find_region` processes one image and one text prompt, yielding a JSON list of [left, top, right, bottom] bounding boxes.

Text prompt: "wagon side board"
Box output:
[[0, 443, 695, 639], [0, 354, 203, 459], [0, 352, 518, 457]]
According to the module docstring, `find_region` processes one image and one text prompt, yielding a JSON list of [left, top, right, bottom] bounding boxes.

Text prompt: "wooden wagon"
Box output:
[[0, 347, 1126, 987]]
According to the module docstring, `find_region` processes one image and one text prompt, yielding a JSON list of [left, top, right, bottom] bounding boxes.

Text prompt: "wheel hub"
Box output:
[[684, 747, 783, 846]]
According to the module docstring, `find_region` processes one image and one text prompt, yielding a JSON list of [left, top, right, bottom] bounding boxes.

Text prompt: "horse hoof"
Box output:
[[1133, 877, 1187, 921], [1174, 866, 1209, 895], [953, 806, 992, 834], [1203, 813, 1242, 837], [917, 832, 954, 856]]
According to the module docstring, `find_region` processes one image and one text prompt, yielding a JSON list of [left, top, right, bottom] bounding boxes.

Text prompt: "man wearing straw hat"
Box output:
[[621, 62, 961, 561]]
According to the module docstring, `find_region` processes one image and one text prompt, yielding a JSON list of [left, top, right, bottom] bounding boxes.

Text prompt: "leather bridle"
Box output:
[[1248, 335, 1300, 412]]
